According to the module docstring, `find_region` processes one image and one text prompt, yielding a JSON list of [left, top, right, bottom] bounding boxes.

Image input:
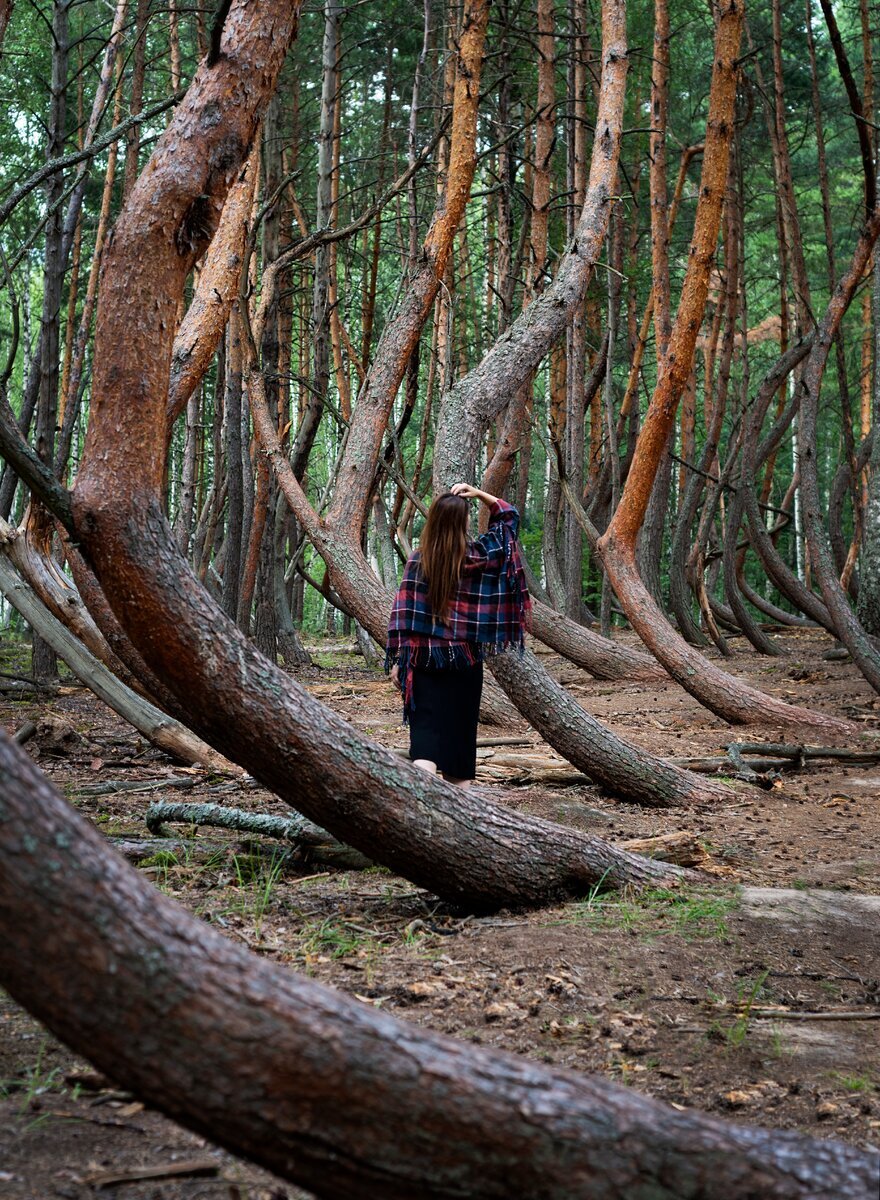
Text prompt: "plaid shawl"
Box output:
[[386, 499, 532, 713]]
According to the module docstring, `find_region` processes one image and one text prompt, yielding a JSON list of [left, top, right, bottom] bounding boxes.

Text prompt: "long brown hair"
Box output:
[[419, 492, 469, 623]]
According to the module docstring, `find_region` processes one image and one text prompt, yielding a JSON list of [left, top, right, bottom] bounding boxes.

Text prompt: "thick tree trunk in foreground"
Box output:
[[0, 733, 875, 1200]]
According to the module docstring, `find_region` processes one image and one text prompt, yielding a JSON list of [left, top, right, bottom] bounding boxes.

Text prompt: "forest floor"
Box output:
[[1, 626, 879, 1199]]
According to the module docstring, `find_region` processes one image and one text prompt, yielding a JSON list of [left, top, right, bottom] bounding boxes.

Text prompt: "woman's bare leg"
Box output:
[[412, 758, 438, 774], [442, 774, 471, 789]]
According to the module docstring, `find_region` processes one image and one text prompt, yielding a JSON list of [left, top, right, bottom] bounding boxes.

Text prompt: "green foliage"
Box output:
[[0, 0, 872, 632]]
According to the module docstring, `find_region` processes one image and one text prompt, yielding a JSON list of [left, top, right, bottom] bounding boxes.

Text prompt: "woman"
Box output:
[[386, 482, 531, 787]]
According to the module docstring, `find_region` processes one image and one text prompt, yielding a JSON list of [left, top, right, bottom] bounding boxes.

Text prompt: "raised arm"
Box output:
[[454, 485, 520, 572], [450, 482, 499, 506]]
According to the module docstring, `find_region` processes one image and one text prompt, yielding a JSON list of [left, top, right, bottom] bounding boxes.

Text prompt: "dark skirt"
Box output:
[[409, 661, 484, 779]]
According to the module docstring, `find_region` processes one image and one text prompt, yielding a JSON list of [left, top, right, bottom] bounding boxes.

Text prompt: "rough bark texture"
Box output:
[[489, 648, 730, 806], [166, 148, 257, 432], [433, 0, 628, 487], [0, 733, 876, 1200], [529, 596, 666, 682], [0, 515, 144, 693], [595, 545, 848, 731], [601, 1, 742, 547], [67, 0, 690, 904], [0, 553, 237, 773], [145, 799, 371, 869]]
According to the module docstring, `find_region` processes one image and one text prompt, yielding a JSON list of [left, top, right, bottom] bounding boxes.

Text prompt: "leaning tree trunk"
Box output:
[[597, 0, 847, 733], [798, 203, 880, 692], [252, 372, 730, 808], [426, 4, 708, 687], [69, 0, 689, 908], [257, 388, 729, 806], [0, 731, 876, 1200], [166, 148, 257, 433], [0, 553, 238, 772]]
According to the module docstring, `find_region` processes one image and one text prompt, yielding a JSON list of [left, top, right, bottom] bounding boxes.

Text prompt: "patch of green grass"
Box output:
[[706, 970, 770, 1050], [0, 1039, 71, 1113], [830, 1072, 877, 1093], [139, 848, 182, 888], [726, 971, 769, 1047], [311, 651, 351, 670], [229, 849, 287, 936], [566, 886, 736, 941], [299, 917, 370, 960], [768, 1024, 794, 1059]]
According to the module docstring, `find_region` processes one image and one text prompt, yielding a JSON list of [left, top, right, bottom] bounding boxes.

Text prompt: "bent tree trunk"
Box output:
[[240, 0, 720, 805], [0, 514, 146, 695], [0, 733, 876, 1200], [597, 0, 847, 733], [529, 593, 666, 682], [165, 145, 258, 434], [0, 553, 238, 773], [69, 0, 687, 905], [253, 376, 730, 808], [798, 202, 880, 693], [422, 0, 687, 688]]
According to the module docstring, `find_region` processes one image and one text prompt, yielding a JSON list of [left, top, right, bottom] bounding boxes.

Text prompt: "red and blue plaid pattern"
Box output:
[[386, 500, 532, 713]]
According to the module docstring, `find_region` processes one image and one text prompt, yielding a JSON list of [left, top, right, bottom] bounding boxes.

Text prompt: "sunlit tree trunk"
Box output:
[[597, 0, 846, 731]]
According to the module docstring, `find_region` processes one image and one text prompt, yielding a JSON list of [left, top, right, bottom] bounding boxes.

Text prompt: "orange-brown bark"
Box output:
[[166, 146, 258, 433], [325, 0, 488, 537], [602, 3, 743, 549], [598, 0, 847, 731]]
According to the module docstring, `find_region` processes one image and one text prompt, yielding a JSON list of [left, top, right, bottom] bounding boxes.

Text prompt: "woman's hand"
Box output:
[[390, 664, 401, 690], [451, 482, 498, 506]]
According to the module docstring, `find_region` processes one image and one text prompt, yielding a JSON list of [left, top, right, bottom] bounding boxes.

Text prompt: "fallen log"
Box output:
[[109, 835, 223, 864], [2, 726, 876, 1200], [145, 801, 373, 871], [13, 719, 37, 745], [0, 555, 243, 776], [617, 831, 711, 869], [77, 776, 199, 797], [109, 835, 342, 874]]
